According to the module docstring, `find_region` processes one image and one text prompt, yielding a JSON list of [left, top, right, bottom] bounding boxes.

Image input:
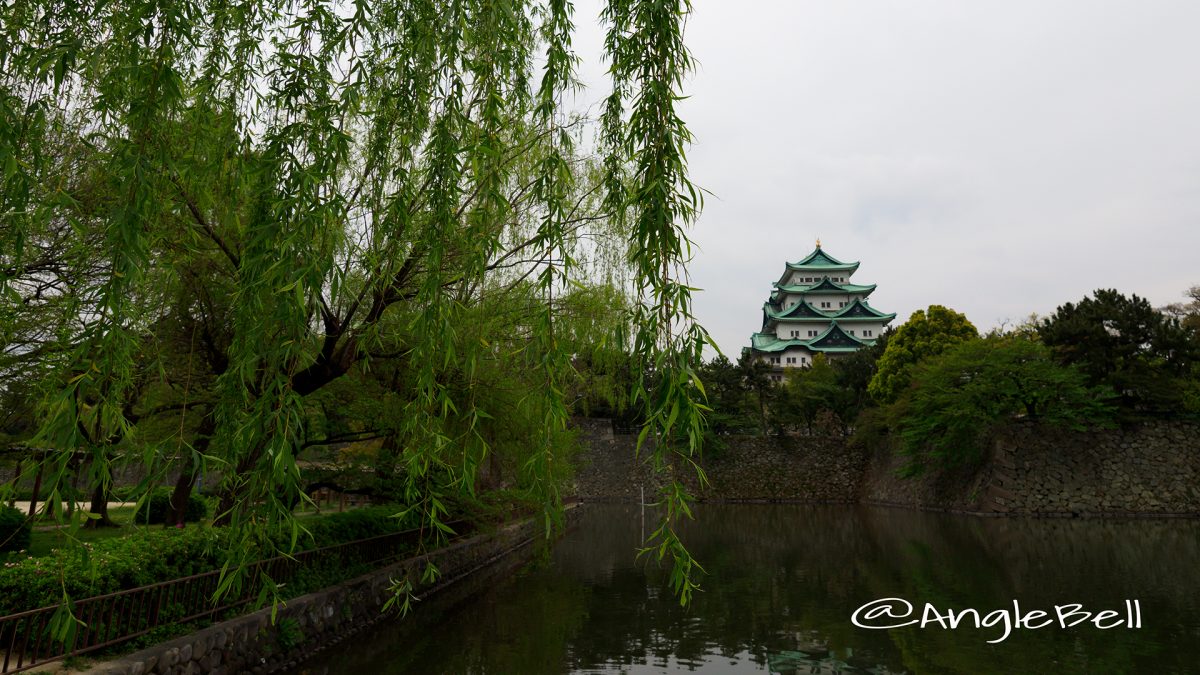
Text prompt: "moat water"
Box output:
[[291, 504, 1200, 674]]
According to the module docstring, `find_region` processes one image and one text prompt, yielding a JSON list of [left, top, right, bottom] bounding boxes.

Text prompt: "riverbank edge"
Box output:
[[80, 504, 581, 675]]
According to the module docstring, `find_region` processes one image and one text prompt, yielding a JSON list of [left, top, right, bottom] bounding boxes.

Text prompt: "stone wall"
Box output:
[[862, 420, 1200, 516], [84, 506, 580, 675], [572, 421, 865, 503], [573, 418, 1200, 516]]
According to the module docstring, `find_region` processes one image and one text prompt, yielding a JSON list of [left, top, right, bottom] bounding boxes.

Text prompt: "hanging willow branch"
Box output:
[[1, 0, 712, 619], [602, 0, 712, 604]]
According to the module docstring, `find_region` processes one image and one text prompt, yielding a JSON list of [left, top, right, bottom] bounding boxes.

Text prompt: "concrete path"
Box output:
[[6, 500, 135, 516]]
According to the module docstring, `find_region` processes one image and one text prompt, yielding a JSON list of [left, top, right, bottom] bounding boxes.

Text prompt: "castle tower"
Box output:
[[746, 241, 895, 381]]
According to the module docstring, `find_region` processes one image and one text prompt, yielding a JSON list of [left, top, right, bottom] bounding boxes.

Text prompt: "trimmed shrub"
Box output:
[[133, 489, 208, 525], [0, 505, 31, 553], [0, 506, 413, 616], [299, 505, 412, 546], [0, 526, 227, 616]]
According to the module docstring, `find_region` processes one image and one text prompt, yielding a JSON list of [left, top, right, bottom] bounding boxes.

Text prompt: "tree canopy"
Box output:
[[1, 0, 712, 608], [892, 336, 1113, 474], [1038, 289, 1200, 416], [867, 305, 977, 403]]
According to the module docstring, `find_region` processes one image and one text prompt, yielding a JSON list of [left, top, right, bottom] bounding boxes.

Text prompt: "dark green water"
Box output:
[[292, 504, 1200, 674]]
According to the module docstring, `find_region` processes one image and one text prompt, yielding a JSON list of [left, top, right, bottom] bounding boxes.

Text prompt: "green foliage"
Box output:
[[277, 617, 303, 650], [891, 337, 1114, 474], [2, 0, 709, 608], [0, 526, 225, 616], [696, 356, 759, 439], [778, 355, 849, 435], [868, 305, 978, 403], [133, 489, 208, 525], [0, 506, 414, 616], [299, 506, 418, 546], [0, 505, 31, 553], [602, 0, 710, 603], [1038, 289, 1200, 417]]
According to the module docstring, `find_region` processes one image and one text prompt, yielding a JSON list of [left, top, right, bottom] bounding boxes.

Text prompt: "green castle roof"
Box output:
[[774, 278, 877, 295], [809, 321, 870, 350], [749, 321, 874, 354], [786, 245, 860, 272], [764, 297, 896, 323]]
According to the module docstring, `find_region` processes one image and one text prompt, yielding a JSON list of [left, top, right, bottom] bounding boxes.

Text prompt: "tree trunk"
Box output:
[[167, 468, 196, 528], [167, 414, 215, 527], [84, 483, 119, 529], [7, 461, 20, 508], [27, 462, 43, 520]]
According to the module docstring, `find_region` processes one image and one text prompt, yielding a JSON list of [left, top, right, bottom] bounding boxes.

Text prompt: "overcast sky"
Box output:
[[567, 1, 1200, 357]]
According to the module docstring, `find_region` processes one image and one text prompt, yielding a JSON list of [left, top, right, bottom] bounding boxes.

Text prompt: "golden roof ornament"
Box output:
[[816, 237, 821, 249]]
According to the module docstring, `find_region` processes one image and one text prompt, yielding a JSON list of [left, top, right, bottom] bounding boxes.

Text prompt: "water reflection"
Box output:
[[291, 505, 1200, 674]]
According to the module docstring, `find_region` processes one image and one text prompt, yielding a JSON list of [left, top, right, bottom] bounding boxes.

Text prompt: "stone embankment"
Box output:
[[84, 507, 579, 675], [572, 418, 1200, 517]]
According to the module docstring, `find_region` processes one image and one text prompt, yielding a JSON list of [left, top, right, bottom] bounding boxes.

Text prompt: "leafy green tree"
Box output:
[[778, 354, 844, 435], [868, 306, 977, 403], [2, 0, 710, 607], [1038, 289, 1200, 416], [736, 352, 775, 436], [696, 355, 755, 439], [829, 328, 890, 429], [894, 337, 1113, 474]]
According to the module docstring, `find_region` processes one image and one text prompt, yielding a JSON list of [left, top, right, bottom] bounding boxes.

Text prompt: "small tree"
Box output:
[[868, 306, 978, 403]]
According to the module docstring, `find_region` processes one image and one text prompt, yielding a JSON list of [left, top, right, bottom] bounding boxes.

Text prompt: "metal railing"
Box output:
[[0, 522, 466, 673]]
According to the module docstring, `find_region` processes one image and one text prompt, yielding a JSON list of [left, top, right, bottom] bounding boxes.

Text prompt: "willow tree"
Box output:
[[1, 0, 711, 605]]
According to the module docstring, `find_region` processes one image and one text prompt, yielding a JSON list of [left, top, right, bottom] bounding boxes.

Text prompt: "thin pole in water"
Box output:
[[640, 485, 645, 541]]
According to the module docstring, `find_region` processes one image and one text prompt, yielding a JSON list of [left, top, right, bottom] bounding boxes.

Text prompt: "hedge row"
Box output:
[[0, 505, 413, 617]]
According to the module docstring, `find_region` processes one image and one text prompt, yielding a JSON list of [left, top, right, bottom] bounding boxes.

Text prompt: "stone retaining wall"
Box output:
[[573, 418, 1200, 516], [861, 420, 1200, 516], [572, 422, 865, 503], [84, 507, 578, 675]]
